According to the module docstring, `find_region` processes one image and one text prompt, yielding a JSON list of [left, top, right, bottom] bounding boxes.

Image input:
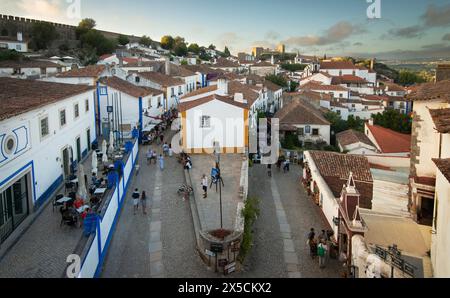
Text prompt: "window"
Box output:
[[148, 98, 152, 108], [312, 128, 319, 136], [157, 97, 162, 108], [305, 125, 311, 134], [171, 87, 174, 97], [16, 44, 21, 51], [339, 93, 343, 98], [40, 117, 49, 138], [336, 110, 341, 115], [135, 76, 140, 83], [200, 116, 211, 128], [178, 86, 182, 95], [297, 127, 304, 136], [85, 99, 89, 112], [74, 103, 79, 119], [59, 109, 66, 127]]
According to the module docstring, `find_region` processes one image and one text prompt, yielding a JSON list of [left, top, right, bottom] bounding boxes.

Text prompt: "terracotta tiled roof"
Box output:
[[274, 100, 330, 126], [432, 158, 450, 183], [287, 91, 333, 101], [0, 59, 62, 68], [336, 129, 375, 147], [320, 61, 357, 70], [120, 61, 155, 68], [264, 80, 283, 92], [331, 75, 369, 84], [57, 64, 106, 78], [383, 82, 405, 92], [366, 124, 411, 153], [429, 108, 450, 134], [137, 71, 184, 87], [361, 94, 389, 101], [178, 94, 248, 112], [181, 85, 217, 99], [406, 80, 450, 102], [99, 54, 114, 60], [0, 78, 94, 121], [308, 151, 373, 207], [251, 61, 275, 67], [302, 82, 349, 92], [181, 64, 219, 75], [99, 77, 161, 98], [228, 81, 260, 107], [212, 58, 240, 68], [245, 74, 265, 85]]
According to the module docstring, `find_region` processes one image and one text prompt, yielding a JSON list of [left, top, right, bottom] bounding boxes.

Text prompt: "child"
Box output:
[[132, 188, 140, 215]]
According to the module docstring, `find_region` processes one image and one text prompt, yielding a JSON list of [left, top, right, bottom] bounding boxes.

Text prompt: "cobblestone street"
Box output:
[[100, 133, 341, 278]]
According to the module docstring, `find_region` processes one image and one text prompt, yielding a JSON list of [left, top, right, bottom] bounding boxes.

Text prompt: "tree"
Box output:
[[139, 35, 152, 47], [396, 70, 428, 86], [160, 35, 175, 50], [0, 50, 23, 61], [224, 46, 231, 57], [372, 110, 412, 134], [208, 44, 216, 50], [289, 81, 299, 92], [265, 74, 288, 88], [80, 30, 117, 56], [117, 34, 130, 46], [174, 42, 188, 57], [281, 63, 307, 72], [30, 22, 58, 50], [76, 18, 96, 39], [188, 43, 200, 54]]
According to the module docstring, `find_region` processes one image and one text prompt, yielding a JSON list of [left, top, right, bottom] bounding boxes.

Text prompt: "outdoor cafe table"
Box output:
[[94, 188, 107, 195], [56, 196, 73, 204], [76, 205, 90, 213]]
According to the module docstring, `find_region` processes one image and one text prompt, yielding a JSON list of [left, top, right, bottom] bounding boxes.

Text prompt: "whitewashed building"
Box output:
[[0, 60, 66, 79], [0, 32, 28, 52], [178, 78, 249, 153], [98, 76, 164, 141], [0, 78, 96, 244]]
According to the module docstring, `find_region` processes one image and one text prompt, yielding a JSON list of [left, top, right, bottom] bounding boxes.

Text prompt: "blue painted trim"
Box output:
[[82, 149, 88, 159], [35, 175, 63, 209], [0, 134, 6, 163], [12, 125, 29, 155], [96, 216, 102, 261], [0, 161, 36, 204], [93, 140, 138, 278], [96, 82, 101, 135], [138, 97, 143, 144]]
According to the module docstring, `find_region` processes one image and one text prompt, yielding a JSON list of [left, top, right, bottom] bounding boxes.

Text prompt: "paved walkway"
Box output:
[[101, 130, 216, 278], [0, 154, 95, 278], [189, 154, 243, 232]]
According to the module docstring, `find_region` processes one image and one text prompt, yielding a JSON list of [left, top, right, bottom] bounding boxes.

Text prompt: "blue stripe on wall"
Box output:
[[35, 174, 63, 210]]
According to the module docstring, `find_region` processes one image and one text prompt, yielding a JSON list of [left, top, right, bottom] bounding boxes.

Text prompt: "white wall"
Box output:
[[184, 100, 246, 151], [42, 76, 96, 86], [0, 91, 96, 207]]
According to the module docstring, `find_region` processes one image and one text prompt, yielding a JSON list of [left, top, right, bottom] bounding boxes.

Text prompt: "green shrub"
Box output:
[[238, 196, 260, 262]]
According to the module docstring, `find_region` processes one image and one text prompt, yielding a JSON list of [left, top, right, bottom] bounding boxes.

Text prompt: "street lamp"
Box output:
[[213, 142, 224, 229]]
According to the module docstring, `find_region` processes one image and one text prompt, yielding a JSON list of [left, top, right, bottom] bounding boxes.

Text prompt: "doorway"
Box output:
[[62, 147, 70, 178], [76, 136, 81, 163], [0, 173, 30, 243], [86, 129, 91, 151]]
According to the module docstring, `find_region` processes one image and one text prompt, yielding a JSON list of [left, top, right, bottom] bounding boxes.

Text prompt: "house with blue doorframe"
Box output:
[[0, 78, 96, 245]]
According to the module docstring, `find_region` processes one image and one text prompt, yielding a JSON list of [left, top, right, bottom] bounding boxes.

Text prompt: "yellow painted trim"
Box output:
[[244, 110, 249, 147], [181, 111, 187, 150], [184, 147, 245, 154]]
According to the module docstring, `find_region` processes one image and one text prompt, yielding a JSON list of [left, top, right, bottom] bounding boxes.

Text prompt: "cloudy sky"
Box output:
[[2, 0, 450, 59]]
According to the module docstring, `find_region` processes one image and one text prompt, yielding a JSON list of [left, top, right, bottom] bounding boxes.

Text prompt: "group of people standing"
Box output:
[[307, 228, 331, 269], [146, 141, 173, 171]]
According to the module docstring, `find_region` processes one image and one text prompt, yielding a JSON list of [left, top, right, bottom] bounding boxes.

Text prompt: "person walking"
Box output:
[[152, 150, 157, 164], [146, 149, 153, 165], [162, 142, 169, 156], [159, 154, 164, 170], [201, 174, 208, 198], [168, 144, 173, 157], [317, 240, 328, 268], [307, 228, 316, 259], [141, 191, 147, 215], [132, 188, 140, 215]]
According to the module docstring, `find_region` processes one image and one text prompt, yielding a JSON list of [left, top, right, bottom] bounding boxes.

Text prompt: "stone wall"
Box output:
[[436, 64, 450, 83], [0, 14, 141, 50]]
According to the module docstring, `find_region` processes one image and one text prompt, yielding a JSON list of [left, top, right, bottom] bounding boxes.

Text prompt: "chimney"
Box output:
[[368, 118, 374, 126], [217, 77, 228, 95], [370, 58, 375, 70], [165, 59, 170, 75], [17, 32, 23, 41], [234, 92, 245, 103]]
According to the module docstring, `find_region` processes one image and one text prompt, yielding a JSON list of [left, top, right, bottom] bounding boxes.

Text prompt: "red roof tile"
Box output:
[[57, 65, 106, 78], [366, 124, 411, 153], [320, 61, 357, 70]]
